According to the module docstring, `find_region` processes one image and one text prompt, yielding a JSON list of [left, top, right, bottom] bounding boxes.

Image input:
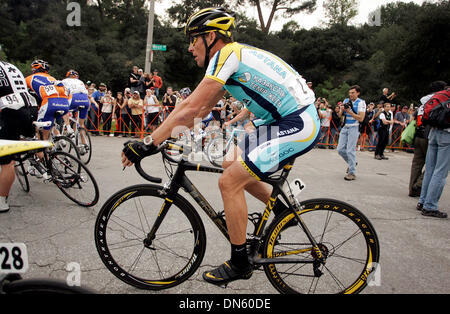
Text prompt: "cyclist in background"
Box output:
[[25, 60, 70, 141], [61, 69, 89, 135], [122, 7, 319, 286], [0, 61, 38, 212]]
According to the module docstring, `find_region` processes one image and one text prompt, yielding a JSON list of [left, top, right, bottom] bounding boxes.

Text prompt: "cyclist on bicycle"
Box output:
[[0, 61, 38, 212], [62, 69, 90, 153], [62, 70, 89, 133], [25, 60, 70, 141], [122, 7, 319, 286]]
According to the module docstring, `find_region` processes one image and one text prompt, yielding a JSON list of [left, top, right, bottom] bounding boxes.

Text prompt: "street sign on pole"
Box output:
[[152, 44, 167, 51]]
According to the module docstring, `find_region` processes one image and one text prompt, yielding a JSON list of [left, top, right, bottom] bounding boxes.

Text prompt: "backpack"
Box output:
[[359, 111, 370, 133], [422, 90, 450, 129]]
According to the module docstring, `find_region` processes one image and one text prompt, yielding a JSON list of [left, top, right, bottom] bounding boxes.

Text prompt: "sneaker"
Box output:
[[421, 209, 448, 218], [203, 260, 253, 286], [0, 196, 9, 213], [344, 173, 356, 181], [381, 155, 389, 160]]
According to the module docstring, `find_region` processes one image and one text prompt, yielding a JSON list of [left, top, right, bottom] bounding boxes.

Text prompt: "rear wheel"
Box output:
[[262, 198, 380, 294], [48, 151, 99, 207], [14, 160, 30, 192]]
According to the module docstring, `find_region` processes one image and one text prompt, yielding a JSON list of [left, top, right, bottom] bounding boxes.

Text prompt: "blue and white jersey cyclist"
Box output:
[[203, 28, 319, 179], [122, 7, 320, 287]]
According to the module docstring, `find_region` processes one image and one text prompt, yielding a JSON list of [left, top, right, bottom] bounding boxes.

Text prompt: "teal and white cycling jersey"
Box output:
[[205, 42, 316, 126]]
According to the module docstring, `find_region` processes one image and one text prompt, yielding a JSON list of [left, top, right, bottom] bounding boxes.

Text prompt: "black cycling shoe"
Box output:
[[203, 260, 253, 286]]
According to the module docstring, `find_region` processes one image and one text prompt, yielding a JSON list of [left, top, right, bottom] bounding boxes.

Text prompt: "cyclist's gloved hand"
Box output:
[[122, 140, 158, 163]]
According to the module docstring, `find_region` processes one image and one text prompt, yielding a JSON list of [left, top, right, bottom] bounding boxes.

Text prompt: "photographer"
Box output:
[[337, 85, 366, 181], [162, 86, 177, 116]]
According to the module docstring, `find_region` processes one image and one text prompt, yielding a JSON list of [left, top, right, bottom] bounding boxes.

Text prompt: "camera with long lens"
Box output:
[[343, 101, 351, 109]]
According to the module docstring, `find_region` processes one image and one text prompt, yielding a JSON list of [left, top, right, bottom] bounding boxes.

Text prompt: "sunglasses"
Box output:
[[189, 31, 214, 45]]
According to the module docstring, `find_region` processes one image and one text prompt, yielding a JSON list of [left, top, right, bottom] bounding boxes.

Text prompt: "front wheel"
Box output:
[[53, 135, 81, 160], [75, 127, 92, 164], [206, 137, 228, 168], [262, 198, 380, 294], [94, 185, 207, 290], [2, 276, 94, 294]]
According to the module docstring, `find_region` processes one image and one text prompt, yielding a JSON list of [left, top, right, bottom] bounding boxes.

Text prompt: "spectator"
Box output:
[[114, 92, 126, 137], [120, 88, 133, 137], [409, 80, 447, 197], [162, 86, 177, 116], [100, 90, 115, 136], [392, 105, 411, 148], [417, 84, 450, 219], [87, 86, 100, 135], [361, 102, 375, 150], [330, 104, 342, 148], [307, 81, 313, 90], [374, 102, 394, 160], [128, 91, 144, 137], [144, 89, 160, 133], [144, 72, 154, 91], [137, 68, 146, 99], [379, 87, 396, 104], [369, 101, 384, 151], [129, 66, 141, 95], [317, 98, 332, 148], [152, 69, 163, 99], [92, 82, 106, 111], [337, 85, 366, 181]]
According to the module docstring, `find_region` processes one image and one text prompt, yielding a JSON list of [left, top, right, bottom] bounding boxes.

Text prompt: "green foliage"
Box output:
[[0, 0, 447, 105]]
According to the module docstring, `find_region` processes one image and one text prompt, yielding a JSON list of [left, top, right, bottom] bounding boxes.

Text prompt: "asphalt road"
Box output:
[[1, 135, 449, 294]]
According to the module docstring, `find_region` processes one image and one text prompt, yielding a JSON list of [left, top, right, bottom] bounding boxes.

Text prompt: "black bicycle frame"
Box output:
[[144, 152, 324, 265]]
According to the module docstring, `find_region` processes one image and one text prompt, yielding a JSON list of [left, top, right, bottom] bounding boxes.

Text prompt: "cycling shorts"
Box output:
[[38, 97, 70, 130], [0, 106, 38, 164], [238, 104, 320, 180], [69, 93, 90, 120]]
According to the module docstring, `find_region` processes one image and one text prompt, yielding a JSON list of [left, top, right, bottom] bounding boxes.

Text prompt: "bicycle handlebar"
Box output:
[[132, 139, 193, 183], [135, 159, 163, 183]]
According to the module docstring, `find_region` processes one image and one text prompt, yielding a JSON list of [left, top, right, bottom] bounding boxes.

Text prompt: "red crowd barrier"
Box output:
[[85, 106, 413, 151], [317, 117, 413, 151]]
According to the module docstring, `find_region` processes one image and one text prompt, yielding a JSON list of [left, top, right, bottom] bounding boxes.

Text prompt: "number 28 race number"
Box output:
[[0, 243, 29, 274]]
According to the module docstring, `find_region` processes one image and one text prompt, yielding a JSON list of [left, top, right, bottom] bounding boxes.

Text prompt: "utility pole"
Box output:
[[144, 0, 155, 73]]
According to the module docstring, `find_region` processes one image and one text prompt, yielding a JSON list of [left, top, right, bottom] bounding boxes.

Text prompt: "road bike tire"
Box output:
[[262, 198, 380, 294], [2, 277, 94, 294], [53, 135, 81, 160], [95, 184, 207, 290], [75, 127, 92, 164], [14, 160, 30, 192], [48, 151, 99, 207], [206, 137, 228, 168]]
